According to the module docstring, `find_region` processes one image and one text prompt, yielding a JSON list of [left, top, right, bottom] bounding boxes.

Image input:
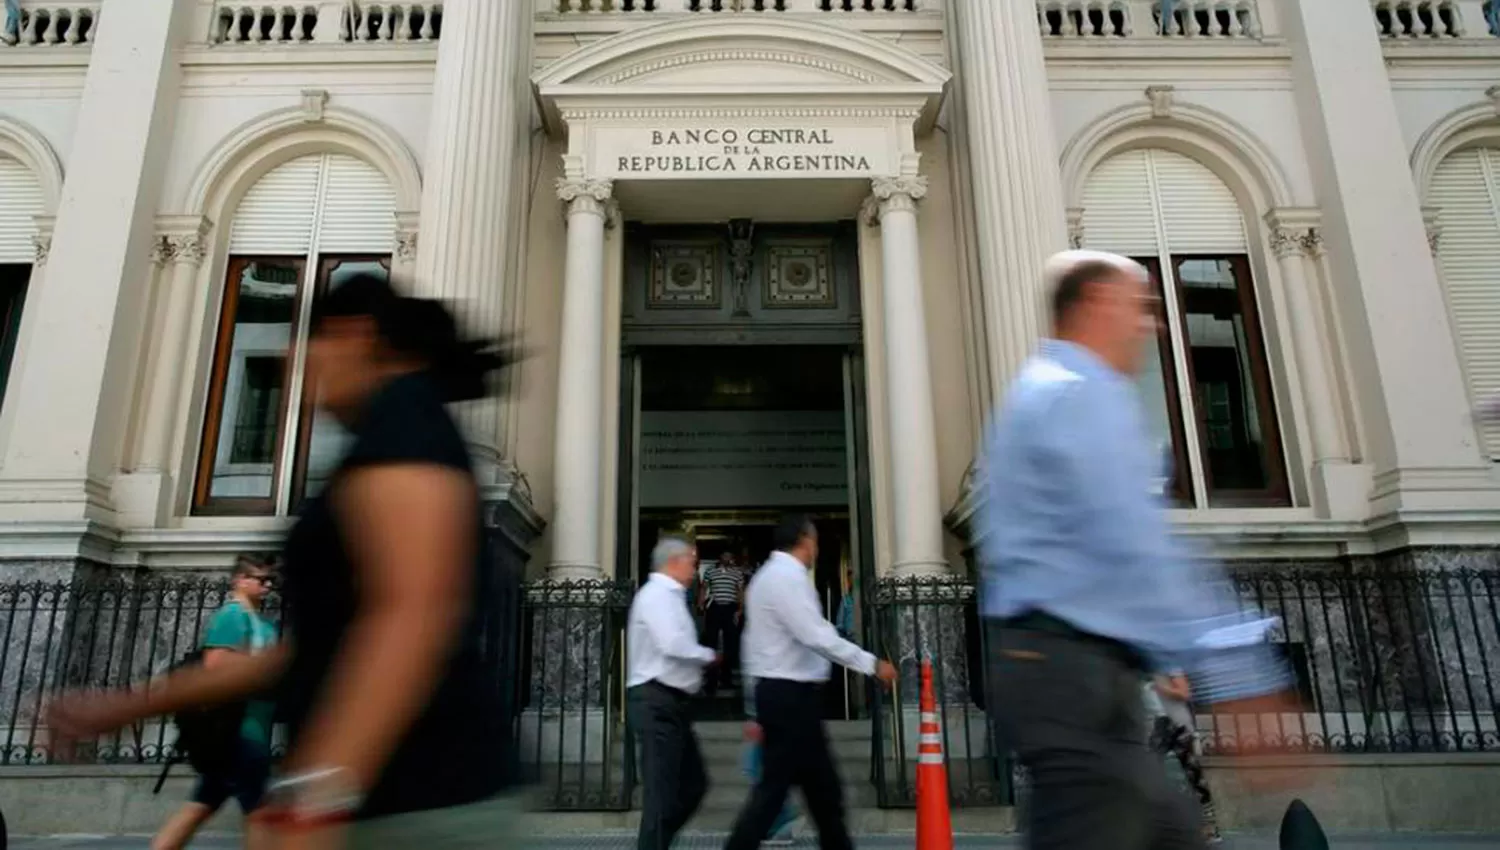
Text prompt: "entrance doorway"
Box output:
[[615, 221, 874, 720], [624, 345, 870, 720]]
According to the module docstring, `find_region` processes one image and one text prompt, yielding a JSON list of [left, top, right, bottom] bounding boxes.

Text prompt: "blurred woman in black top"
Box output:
[[50, 274, 517, 847]]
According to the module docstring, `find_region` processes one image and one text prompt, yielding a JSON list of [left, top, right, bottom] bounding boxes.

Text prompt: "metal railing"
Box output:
[[866, 575, 1010, 807], [866, 566, 1500, 807], [1, 2, 98, 47], [515, 578, 636, 811], [0, 578, 282, 765]]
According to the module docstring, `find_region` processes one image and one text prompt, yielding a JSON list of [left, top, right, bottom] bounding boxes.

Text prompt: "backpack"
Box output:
[[151, 649, 247, 793]]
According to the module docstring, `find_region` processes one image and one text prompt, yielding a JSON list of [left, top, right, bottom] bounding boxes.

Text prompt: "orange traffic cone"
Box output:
[[916, 658, 954, 850]]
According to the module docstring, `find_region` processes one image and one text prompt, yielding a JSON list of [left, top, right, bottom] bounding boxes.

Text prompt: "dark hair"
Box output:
[[1051, 259, 1127, 327], [233, 553, 275, 579], [309, 272, 513, 403], [772, 513, 816, 552]]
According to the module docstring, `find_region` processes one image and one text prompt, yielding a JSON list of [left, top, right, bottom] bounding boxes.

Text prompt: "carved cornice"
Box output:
[[32, 232, 50, 266], [156, 216, 213, 268]]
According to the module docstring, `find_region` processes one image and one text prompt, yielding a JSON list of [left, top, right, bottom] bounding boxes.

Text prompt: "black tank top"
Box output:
[[277, 371, 507, 818]]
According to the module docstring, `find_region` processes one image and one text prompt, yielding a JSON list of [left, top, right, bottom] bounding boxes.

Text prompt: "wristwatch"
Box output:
[[261, 766, 363, 829]]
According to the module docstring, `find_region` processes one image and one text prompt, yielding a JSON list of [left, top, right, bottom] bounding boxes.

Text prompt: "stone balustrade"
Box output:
[[1036, 1, 1260, 40], [0, 2, 98, 47], [1372, 0, 1499, 38], [210, 1, 442, 45]]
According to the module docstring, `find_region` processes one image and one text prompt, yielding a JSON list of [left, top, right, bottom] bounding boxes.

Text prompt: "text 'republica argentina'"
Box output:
[[615, 128, 874, 176]]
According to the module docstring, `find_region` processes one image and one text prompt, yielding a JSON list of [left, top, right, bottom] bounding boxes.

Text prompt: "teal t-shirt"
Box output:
[[202, 599, 277, 748]]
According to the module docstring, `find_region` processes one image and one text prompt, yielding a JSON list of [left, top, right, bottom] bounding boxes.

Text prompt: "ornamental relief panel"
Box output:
[[625, 222, 859, 338], [648, 240, 721, 309], [764, 239, 835, 309]]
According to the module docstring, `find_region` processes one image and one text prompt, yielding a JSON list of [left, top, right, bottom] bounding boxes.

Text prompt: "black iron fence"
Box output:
[[0, 577, 282, 765], [3, 566, 1498, 811], [515, 579, 636, 811], [865, 566, 1500, 807]]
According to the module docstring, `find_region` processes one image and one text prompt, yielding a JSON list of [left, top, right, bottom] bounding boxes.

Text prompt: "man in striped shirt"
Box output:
[[699, 551, 745, 695]]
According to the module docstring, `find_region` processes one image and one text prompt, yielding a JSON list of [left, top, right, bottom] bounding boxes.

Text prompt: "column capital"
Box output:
[[394, 210, 421, 264], [32, 214, 55, 267], [156, 215, 214, 267], [1066, 207, 1086, 249], [556, 176, 614, 217], [1422, 206, 1443, 255], [866, 175, 928, 222], [1264, 207, 1322, 259]]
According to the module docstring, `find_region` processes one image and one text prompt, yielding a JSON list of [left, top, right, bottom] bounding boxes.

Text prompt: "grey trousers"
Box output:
[[347, 794, 521, 849], [987, 621, 1206, 850]]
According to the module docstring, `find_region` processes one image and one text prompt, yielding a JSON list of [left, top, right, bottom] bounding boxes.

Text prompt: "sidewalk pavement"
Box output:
[[13, 833, 1500, 849]]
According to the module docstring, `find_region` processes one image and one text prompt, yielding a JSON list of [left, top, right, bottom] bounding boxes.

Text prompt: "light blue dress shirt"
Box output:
[[977, 339, 1291, 703]]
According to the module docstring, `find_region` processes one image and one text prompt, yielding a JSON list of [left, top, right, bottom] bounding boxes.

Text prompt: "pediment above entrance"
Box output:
[[533, 18, 950, 148]]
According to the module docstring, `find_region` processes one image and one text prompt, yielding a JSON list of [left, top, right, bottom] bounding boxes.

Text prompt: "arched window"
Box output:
[[1081, 148, 1287, 507], [0, 156, 43, 411], [1430, 145, 1500, 460], [194, 153, 396, 516]]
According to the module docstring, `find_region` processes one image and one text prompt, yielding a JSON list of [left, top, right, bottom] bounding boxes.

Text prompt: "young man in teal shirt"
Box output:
[[153, 556, 278, 850]]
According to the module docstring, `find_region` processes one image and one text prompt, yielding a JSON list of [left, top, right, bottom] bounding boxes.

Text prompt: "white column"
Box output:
[[870, 176, 947, 577], [1284, 0, 1495, 515], [0, 0, 190, 523], [413, 0, 531, 478], [951, 0, 1070, 394], [124, 218, 212, 519], [1266, 216, 1345, 468], [549, 178, 613, 580]]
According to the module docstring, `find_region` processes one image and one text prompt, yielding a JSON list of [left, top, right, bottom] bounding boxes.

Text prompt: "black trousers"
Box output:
[[986, 620, 1205, 850], [702, 602, 739, 691], [724, 679, 849, 850], [631, 682, 707, 850]]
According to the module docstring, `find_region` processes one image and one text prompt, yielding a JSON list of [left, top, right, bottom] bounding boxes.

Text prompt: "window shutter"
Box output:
[[0, 157, 45, 264], [316, 154, 397, 253], [1431, 148, 1500, 459], [1152, 151, 1247, 253], [1080, 150, 1159, 254], [229, 156, 322, 254]]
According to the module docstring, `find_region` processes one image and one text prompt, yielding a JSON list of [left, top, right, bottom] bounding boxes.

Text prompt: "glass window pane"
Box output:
[[295, 258, 389, 505], [1175, 257, 1278, 499], [206, 259, 302, 501]]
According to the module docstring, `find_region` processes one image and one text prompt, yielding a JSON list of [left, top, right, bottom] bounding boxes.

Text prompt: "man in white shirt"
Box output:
[[628, 536, 718, 850], [724, 514, 896, 850]]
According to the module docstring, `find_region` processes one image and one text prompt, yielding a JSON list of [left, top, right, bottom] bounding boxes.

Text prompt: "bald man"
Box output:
[[976, 251, 1295, 849]]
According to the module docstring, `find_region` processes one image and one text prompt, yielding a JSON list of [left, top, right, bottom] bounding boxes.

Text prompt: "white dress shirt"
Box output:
[[627, 571, 717, 692], [742, 551, 877, 682]]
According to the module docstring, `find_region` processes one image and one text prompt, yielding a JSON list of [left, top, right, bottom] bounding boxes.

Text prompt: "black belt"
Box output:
[[998, 610, 1149, 672]]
